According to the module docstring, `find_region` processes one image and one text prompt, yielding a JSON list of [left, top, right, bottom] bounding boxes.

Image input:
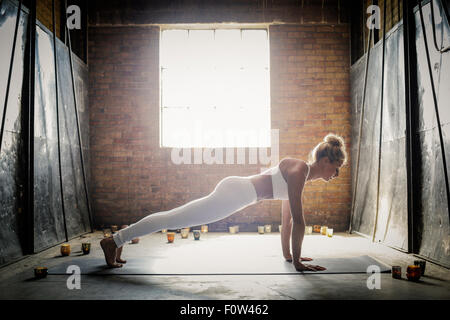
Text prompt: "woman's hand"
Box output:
[[293, 261, 327, 272]]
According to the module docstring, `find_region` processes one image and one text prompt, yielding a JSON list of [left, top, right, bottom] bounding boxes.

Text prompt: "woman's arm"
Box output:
[[286, 163, 306, 267], [286, 162, 325, 271], [281, 199, 293, 260]]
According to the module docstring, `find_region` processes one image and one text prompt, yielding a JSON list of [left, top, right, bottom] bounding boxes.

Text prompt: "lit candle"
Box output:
[[181, 228, 189, 239], [167, 232, 175, 243], [201, 225, 208, 233], [81, 243, 91, 254], [34, 267, 48, 279], [60, 244, 71, 256], [406, 265, 421, 281], [305, 226, 313, 235], [392, 266, 402, 279], [258, 226, 265, 234], [327, 228, 333, 237], [414, 260, 426, 276]]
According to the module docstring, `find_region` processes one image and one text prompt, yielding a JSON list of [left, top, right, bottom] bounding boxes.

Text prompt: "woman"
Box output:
[[101, 133, 347, 272]]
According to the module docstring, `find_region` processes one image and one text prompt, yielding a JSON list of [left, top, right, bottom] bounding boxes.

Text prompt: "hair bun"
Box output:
[[324, 134, 344, 148]]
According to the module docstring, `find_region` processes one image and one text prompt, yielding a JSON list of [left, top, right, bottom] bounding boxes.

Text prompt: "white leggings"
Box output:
[[113, 176, 259, 248]]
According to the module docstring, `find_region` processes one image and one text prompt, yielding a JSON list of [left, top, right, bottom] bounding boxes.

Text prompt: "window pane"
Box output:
[[161, 28, 271, 148], [160, 30, 188, 68]]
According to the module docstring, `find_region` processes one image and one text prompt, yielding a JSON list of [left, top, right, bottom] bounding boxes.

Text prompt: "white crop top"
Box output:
[[261, 162, 310, 200]]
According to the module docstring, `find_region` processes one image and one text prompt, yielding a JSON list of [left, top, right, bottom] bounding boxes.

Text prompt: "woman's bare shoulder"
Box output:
[[279, 158, 309, 180]]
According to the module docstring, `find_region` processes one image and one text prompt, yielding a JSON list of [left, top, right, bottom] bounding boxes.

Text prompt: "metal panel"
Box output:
[[55, 41, 90, 238], [374, 24, 408, 250], [351, 0, 450, 266], [72, 53, 92, 227], [350, 42, 382, 237], [350, 22, 409, 251], [33, 24, 66, 251], [0, 0, 28, 266], [414, 0, 450, 267]]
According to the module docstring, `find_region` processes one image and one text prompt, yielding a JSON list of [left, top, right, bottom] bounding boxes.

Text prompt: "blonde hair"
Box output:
[[308, 133, 347, 165]]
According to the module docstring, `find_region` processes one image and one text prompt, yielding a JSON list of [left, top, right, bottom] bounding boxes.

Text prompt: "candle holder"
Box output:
[[193, 230, 201, 240], [313, 225, 321, 233], [229, 226, 237, 234], [406, 265, 421, 281], [161, 229, 167, 233], [103, 229, 112, 238], [111, 225, 118, 233], [320, 226, 328, 235], [201, 225, 208, 233], [392, 266, 402, 279], [81, 243, 91, 255], [257, 226, 265, 234], [414, 260, 426, 276], [305, 226, 313, 235], [327, 228, 333, 237], [278, 225, 282, 233], [34, 267, 48, 279], [60, 244, 71, 256], [264, 225, 272, 233], [181, 228, 189, 239], [167, 232, 175, 243]]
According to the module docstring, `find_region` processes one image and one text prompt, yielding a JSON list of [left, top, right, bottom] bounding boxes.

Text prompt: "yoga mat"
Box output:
[[47, 255, 390, 275]]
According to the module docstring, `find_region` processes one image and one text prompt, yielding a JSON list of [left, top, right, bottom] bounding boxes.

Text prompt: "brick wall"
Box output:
[[270, 24, 352, 231], [88, 1, 352, 232], [36, 0, 61, 39]]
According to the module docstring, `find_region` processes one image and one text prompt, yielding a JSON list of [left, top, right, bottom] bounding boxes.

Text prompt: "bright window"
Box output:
[[160, 28, 271, 148]]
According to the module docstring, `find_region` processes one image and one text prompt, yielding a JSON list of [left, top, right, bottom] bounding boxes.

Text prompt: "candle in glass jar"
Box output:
[[181, 228, 189, 239], [61, 244, 71, 256], [34, 267, 48, 279], [327, 228, 333, 237], [193, 230, 201, 240], [167, 232, 175, 243], [320, 226, 328, 235], [258, 226, 265, 234], [392, 266, 401, 279], [406, 265, 421, 281], [414, 260, 426, 276], [201, 225, 208, 233], [81, 243, 91, 255]]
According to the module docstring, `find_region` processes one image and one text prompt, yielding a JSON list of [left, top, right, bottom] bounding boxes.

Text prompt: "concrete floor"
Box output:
[[0, 231, 449, 300]]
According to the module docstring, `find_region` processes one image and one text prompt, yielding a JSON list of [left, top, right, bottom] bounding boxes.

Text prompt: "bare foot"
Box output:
[[100, 237, 122, 268], [116, 246, 126, 264], [284, 254, 313, 262]]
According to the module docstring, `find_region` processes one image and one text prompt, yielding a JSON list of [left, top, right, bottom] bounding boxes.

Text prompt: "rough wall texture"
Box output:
[[88, 0, 352, 231]]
